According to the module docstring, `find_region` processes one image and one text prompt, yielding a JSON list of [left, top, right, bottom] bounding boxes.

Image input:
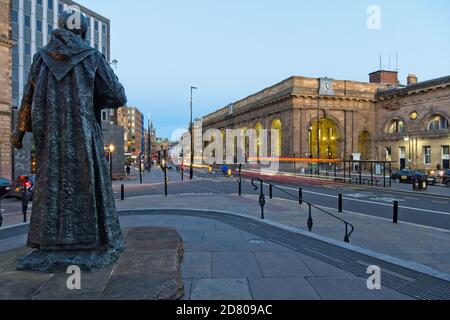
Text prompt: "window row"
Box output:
[[386, 115, 449, 134]]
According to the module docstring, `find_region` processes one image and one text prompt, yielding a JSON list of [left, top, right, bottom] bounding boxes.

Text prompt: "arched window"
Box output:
[[271, 119, 282, 156], [428, 115, 449, 131], [386, 120, 406, 134]]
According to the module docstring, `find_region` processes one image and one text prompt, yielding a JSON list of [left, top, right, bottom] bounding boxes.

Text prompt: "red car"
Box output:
[[8, 175, 35, 200]]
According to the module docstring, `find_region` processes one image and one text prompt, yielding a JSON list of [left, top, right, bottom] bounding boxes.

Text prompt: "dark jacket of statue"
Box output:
[[16, 29, 127, 251]]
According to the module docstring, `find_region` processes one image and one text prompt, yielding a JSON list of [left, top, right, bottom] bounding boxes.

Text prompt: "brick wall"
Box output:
[[0, 0, 13, 180]]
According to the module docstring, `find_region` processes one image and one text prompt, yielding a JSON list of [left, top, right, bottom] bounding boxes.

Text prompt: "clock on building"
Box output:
[[319, 78, 334, 95]]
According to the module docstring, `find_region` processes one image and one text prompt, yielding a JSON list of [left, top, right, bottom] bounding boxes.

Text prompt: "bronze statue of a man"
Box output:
[[11, 11, 127, 272]]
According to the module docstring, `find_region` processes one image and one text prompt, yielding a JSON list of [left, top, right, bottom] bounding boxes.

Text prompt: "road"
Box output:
[[1, 166, 449, 230]]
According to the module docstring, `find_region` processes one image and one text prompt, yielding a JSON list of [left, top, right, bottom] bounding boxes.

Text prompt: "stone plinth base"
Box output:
[[0, 227, 184, 300]]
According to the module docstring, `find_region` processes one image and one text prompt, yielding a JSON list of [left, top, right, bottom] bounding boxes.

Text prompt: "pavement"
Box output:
[[115, 194, 450, 280], [120, 214, 415, 300]]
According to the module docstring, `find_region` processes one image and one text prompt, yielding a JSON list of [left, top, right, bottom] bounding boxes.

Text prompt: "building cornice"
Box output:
[[376, 76, 450, 100]]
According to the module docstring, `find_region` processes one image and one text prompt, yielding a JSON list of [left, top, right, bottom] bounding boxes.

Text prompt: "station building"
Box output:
[[202, 70, 450, 171]]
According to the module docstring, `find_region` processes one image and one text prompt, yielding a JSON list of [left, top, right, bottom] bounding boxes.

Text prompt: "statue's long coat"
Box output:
[[16, 29, 127, 251]]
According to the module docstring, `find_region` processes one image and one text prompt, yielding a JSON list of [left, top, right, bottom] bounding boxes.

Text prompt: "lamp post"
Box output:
[[190, 86, 198, 180], [316, 98, 320, 159], [109, 144, 115, 182]]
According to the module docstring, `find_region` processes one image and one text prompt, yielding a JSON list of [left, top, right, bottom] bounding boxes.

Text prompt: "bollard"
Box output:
[[121, 184, 125, 200], [338, 194, 343, 212], [307, 204, 313, 231], [181, 165, 184, 182], [0, 197, 3, 228], [258, 180, 265, 220], [299, 188, 303, 205], [22, 186, 28, 223], [164, 165, 168, 197], [238, 164, 242, 197], [393, 201, 399, 224], [269, 185, 273, 199]]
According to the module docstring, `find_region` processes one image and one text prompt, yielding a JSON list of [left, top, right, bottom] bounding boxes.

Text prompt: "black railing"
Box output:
[[250, 178, 355, 243]]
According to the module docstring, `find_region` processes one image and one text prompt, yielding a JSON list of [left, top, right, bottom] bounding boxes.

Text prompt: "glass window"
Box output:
[[37, 19, 42, 32], [25, 43, 31, 55], [387, 120, 406, 134], [25, 15, 31, 28], [12, 10, 18, 23], [95, 21, 99, 31], [102, 24, 106, 34], [424, 146, 431, 165], [48, 0, 53, 10], [428, 115, 449, 131], [58, 3, 64, 13], [37, 0, 42, 6], [48, 24, 53, 35]]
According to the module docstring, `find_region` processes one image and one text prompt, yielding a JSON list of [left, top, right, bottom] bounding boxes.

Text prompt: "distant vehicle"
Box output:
[[165, 162, 174, 170], [8, 175, 35, 200], [391, 170, 436, 185], [0, 178, 11, 198], [443, 169, 450, 187]]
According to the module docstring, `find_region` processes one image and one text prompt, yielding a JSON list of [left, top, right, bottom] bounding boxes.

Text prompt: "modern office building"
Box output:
[[10, 0, 111, 177], [117, 106, 145, 159]]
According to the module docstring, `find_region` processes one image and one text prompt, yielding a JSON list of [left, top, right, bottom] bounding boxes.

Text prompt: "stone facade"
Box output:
[[375, 76, 450, 171], [0, 0, 13, 180], [202, 72, 450, 171]]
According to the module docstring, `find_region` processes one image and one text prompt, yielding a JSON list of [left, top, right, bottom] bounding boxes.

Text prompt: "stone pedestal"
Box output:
[[0, 227, 184, 300]]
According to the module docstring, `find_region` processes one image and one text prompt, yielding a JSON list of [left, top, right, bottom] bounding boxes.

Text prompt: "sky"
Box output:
[[77, 0, 450, 140]]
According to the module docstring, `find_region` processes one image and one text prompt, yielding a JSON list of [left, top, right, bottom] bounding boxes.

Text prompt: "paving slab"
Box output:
[[190, 278, 253, 300], [212, 252, 263, 278], [306, 276, 414, 300], [248, 277, 321, 300], [254, 252, 314, 277], [182, 252, 212, 279]]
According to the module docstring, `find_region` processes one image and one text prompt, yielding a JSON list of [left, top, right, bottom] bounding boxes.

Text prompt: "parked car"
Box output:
[[8, 175, 35, 200], [391, 170, 436, 185], [443, 169, 450, 187], [0, 178, 11, 198]]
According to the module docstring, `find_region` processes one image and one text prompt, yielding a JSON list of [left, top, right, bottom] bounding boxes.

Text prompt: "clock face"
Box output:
[[319, 78, 334, 95]]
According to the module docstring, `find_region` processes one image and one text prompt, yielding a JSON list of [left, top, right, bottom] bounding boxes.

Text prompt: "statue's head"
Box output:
[[58, 9, 89, 40]]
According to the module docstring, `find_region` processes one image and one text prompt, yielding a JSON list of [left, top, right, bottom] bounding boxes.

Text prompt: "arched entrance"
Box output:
[[358, 131, 372, 161], [310, 118, 341, 159], [271, 119, 282, 157], [255, 122, 263, 157]]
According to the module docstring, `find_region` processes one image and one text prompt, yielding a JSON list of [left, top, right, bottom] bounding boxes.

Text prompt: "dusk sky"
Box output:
[[77, 0, 450, 140]]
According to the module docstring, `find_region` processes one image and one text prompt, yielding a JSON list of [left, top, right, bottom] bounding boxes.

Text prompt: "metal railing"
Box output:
[[249, 177, 355, 243]]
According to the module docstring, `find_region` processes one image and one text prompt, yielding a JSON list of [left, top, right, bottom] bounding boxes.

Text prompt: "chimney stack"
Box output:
[[369, 70, 399, 85], [407, 74, 418, 85]]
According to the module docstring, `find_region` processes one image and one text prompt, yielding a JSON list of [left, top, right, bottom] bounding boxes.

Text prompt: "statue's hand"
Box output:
[[11, 130, 25, 150]]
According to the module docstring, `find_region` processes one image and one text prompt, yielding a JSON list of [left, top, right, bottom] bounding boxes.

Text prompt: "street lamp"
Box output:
[[109, 144, 115, 182], [190, 86, 198, 180]]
